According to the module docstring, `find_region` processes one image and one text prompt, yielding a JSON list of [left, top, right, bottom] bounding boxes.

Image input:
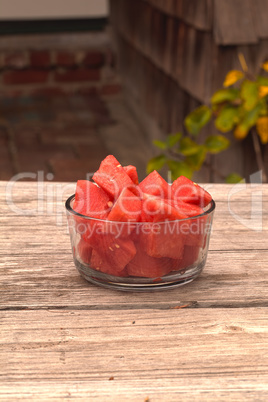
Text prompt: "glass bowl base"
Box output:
[[74, 257, 207, 292]]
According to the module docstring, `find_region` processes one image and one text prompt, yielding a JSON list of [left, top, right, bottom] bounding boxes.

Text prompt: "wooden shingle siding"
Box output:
[[110, 0, 268, 181], [213, 0, 258, 45], [251, 0, 268, 39], [178, 26, 213, 103], [146, 0, 213, 31], [174, 0, 213, 31]]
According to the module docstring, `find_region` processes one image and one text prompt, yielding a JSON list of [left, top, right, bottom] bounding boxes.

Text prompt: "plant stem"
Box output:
[[251, 128, 267, 183]]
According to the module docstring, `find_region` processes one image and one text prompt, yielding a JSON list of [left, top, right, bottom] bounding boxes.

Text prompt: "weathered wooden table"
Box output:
[[1, 181, 267, 401]]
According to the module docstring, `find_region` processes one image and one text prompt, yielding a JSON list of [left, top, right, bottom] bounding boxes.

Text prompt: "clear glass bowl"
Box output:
[[65, 195, 215, 291]]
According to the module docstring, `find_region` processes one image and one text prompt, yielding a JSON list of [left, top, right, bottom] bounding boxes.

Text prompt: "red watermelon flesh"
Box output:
[[73, 180, 112, 219], [92, 155, 133, 200], [77, 238, 92, 265], [123, 165, 139, 185], [179, 213, 208, 248], [164, 198, 206, 247], [108, 187, 142, 222], [166, 198, 204, 217], [126, 247, 171, 278], [139, 220, 185, 260], [171, 245, 200, 271], [88, 234, 136, 274], [139, 170, 171, 199], [172, 176, 212, 207], [90, 249, 128, 276], [141, 195, 187, 222]]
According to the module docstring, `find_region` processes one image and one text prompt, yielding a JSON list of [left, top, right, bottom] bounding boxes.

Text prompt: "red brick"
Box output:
[[54, 68, 100, 83], [100, 83, 122, 96], [30, 51, 50, 67], [31, 87, 66, 97], [106, 49, 117, 68], [83, 51, 105, 68], [3, 70, 49, 85], [0, 89, 23, 98], [4, 51, 28, 68], [56, 51, 76, 67], [77, 86, 98, 96]]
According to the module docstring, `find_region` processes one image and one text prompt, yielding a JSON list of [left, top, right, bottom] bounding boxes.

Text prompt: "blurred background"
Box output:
[[0, 0, 268, 183]]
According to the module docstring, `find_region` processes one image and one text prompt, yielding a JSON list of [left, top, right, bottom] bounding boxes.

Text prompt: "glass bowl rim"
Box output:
[[65, 194, 216, 224]]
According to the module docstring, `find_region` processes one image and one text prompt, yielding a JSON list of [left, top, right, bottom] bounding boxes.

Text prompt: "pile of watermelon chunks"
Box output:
[[72, 155, 212, 278]]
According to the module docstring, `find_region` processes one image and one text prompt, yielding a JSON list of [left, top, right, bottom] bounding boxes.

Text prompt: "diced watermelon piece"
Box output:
[[73, 180, 112, 219], [90, 249, 128, 276], [139, 170, 171, 199], [163, 198, 206, 247], [123, 165, 139, 185], [166, 198, 204, 217], [126, 247, 171, 278], [92, 155, 134, 200], [139, 221, 185, 260], [171, 245, 200, 271], [172, 176, 212, 207], [107, 187, 142, 222], [77, 238, 92, 265], [141, 195, 187, 222], [179, 212, 209, 248], [89, 234, 136, 275]]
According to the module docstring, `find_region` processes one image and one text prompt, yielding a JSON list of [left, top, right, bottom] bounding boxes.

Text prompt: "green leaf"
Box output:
[[257, 76, 268, 86], [184, 105, 212, 136], [225, 173, 244, 183], [147, 154, 166, 174], [205, 135, 230, 154], [153, 139, 167, 150], [258, 98, 268, 116], [179, 137, 200, 156], [186, 146, 207, 170], [167, 160, 193, 181], [167, 132, 182, 147], [241, 80, 259, 111], [211, 88, 240, 104], [215, 106, 240, 133], [234, 102, 263, 140]]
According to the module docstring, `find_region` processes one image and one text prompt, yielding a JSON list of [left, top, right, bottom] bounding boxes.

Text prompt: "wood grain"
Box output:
[[214, 0, 258, 45], [0, 182, 268, 400]]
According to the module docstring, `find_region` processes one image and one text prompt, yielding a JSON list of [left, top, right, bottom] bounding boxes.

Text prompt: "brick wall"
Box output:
[[0, 31, 121, 96]]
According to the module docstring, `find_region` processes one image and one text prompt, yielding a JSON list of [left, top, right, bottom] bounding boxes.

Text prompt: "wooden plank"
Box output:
[[181, 0, 213, 31], [214, 0, 258, 45], [0, 181, 268, 399], [177, 25, 213, 102], [0, 182, 267, 309], [0, 379, 267, 401], [251, 0, 268, 39], [0, 309, 267, 399], [1, 249, 268, 309]]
